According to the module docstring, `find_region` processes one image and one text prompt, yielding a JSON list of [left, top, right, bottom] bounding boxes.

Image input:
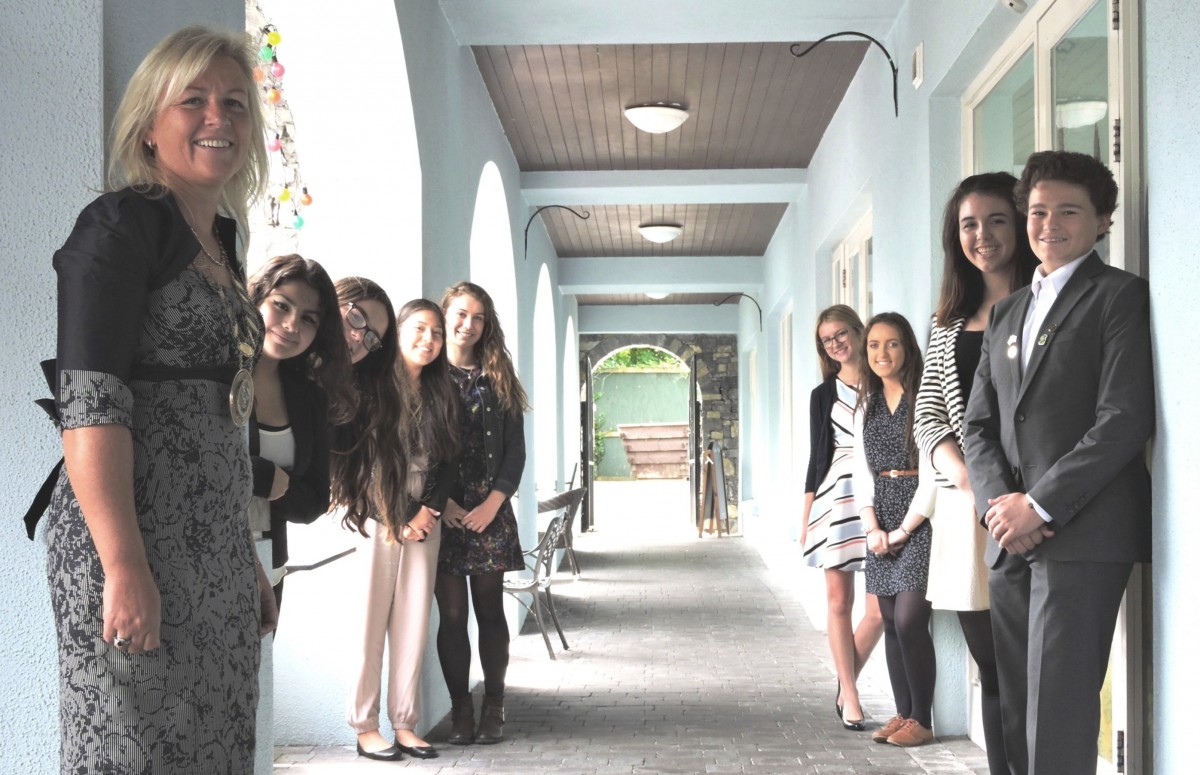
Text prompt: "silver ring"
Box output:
[[113, 636, 131, 648]]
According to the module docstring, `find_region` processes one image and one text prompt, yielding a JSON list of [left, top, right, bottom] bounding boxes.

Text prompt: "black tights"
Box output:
[[435, 571, 509, 699], [877, 590, 936, 727], [958, 609, 1008, 775]]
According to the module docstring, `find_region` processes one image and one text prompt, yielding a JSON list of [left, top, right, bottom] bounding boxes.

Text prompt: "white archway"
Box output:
[[532, 264, 558, 493], [469, 161, 519, 366], [248, 0, 421, 299], [562, 314, 580, 488]]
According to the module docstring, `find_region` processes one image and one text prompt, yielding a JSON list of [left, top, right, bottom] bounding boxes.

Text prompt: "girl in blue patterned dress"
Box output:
[[853, 312, 936, 747], [435, 282, 529, 745]]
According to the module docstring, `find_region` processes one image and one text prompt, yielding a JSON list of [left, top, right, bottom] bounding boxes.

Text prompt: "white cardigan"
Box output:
[[912, 316, 990, 611]]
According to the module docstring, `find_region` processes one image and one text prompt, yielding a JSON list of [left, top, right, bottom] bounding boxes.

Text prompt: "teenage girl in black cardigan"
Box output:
[[247, 254, 354, 611]]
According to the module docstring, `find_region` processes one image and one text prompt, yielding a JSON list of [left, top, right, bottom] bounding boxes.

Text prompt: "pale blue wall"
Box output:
[[1145, 2, 1200, 773], [0, 3, 248, 771], [747, 0, 1041, 737]]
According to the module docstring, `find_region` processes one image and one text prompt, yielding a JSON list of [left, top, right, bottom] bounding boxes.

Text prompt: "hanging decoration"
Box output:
[[248, 5, 312, 233]]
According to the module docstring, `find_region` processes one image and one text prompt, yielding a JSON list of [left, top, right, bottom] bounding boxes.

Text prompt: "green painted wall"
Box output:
[[594, 370, 688, 477]]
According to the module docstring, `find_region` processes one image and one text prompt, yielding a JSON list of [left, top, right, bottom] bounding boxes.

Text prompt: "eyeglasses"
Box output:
[[820, 329, 851, 349], [343, 302, 383, 353]]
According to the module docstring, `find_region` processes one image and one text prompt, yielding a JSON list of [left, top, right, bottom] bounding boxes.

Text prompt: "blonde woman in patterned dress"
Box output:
[[798, 304, 883, 731], [45, 26, 274, 774]]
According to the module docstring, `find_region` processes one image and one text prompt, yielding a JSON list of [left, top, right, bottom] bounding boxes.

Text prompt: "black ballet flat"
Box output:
[[356, 742, 403, 761], [397, 743, 439, 759], [842, 716, 867, 732]]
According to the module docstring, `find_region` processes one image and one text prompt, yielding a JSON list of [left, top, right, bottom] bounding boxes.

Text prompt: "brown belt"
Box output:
[[878, 469, 918, 478]]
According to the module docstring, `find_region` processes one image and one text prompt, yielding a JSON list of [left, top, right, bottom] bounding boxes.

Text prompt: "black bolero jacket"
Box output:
[[54, 187, 241, 405], [249, 366, 331, 568], [803, 376, 839, 495]]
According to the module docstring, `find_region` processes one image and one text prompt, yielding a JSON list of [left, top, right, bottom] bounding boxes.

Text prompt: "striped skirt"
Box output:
[[802, 445, 866, 571]]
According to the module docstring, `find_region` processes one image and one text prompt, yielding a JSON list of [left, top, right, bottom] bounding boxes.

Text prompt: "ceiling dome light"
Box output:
[[624, 103, 690, 134], [638, 223, 683, 243], [645, 292, 670, 300], [1055, 100, 1107, 129]]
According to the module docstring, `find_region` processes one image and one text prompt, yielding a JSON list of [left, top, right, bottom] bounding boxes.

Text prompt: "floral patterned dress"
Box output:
[[47, 191, 263, 774], [438, 365, 523, 575]]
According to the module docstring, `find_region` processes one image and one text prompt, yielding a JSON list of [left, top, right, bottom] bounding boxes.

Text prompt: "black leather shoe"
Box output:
[[397, 743, 439, 759], [842, 716, 867, 732], [356, 742, 402, 761]]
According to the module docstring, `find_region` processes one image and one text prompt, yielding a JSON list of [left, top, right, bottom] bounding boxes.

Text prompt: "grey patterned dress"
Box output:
[[47, 190, 263, 774]]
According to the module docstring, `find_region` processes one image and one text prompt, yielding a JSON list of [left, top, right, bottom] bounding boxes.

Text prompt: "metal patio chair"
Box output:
[[504, 512, 570, 659], [536, 486, 586, 578]]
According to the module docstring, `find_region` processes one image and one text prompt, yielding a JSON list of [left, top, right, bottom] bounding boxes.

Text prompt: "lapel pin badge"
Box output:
[[1037, 323, 1058, 347], [1006, 334, 1019, 360]]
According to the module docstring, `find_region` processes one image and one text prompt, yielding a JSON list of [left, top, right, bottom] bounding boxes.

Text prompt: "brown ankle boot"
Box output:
[[475, 695, 505, 744], [447, 696, 475, 745]]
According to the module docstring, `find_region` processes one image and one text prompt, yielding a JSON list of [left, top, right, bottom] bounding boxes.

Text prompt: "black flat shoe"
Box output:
[[842, 717, 867, 732], [397, 743, 439, 759], [356, 742, 403, 761]]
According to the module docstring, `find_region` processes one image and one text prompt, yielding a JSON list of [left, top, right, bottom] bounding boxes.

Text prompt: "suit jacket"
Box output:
[[249, 367, 330, 568], [963, 252, 1153, 566]]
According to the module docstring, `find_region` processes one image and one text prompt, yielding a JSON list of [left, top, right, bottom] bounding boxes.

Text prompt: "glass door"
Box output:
[[963, 1, 1145, 770]]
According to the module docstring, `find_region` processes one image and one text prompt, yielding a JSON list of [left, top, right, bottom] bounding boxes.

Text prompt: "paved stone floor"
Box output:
[[275, 484, 989, 774]]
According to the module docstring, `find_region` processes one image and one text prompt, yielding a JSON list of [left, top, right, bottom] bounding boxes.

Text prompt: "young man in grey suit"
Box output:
[[964, 150, 1153, 775]]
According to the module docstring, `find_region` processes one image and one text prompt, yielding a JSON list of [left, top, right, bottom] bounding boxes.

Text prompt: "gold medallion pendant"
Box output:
[[229, 368, 254, 427]]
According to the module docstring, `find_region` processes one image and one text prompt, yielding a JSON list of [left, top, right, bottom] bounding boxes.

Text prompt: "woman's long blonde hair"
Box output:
[[106, 25, 267, 241]]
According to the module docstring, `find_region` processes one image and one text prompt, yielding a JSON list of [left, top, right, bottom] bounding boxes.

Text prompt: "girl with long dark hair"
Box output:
[[912, 172, 1036, 772], [853, 312, 937, 747], [246, 254, 354, 610]]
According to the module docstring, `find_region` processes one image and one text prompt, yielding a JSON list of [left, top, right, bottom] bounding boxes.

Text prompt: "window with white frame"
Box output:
[[963, 0, 1142, 273], [831, 211, 872, 320]]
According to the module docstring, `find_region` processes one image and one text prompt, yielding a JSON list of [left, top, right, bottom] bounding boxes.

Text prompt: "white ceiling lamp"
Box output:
[[645, 292, 670, 300], [638, 223, 683, 243], [624, 103, 689, 134], [1055, 100, 1107, 129]]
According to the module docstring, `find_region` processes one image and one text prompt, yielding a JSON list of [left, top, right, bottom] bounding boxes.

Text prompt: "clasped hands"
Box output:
[[983, 492, 1055, 553], [441, 497, 499, 534], [866, 526, 910, 557]]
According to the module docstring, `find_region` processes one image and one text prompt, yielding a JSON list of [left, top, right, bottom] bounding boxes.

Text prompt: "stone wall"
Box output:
[[580, 334, 739, 530]]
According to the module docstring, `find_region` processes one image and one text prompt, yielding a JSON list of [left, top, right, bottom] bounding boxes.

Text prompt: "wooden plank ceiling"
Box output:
[[543, 203, 788, 258], [577, 292, 738, 306], [474, 42, 868, 170], [473, 41, 870, 304]]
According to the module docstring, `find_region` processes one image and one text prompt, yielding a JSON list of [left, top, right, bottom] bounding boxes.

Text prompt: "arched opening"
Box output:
[[589, 345, 692, 541], [532, 264, 558, 494], [469, 161, 519, 366]]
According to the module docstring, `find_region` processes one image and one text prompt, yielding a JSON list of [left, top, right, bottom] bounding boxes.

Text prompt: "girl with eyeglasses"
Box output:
[[330, 280, 460, 761], [799, 304, 883, 732]]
